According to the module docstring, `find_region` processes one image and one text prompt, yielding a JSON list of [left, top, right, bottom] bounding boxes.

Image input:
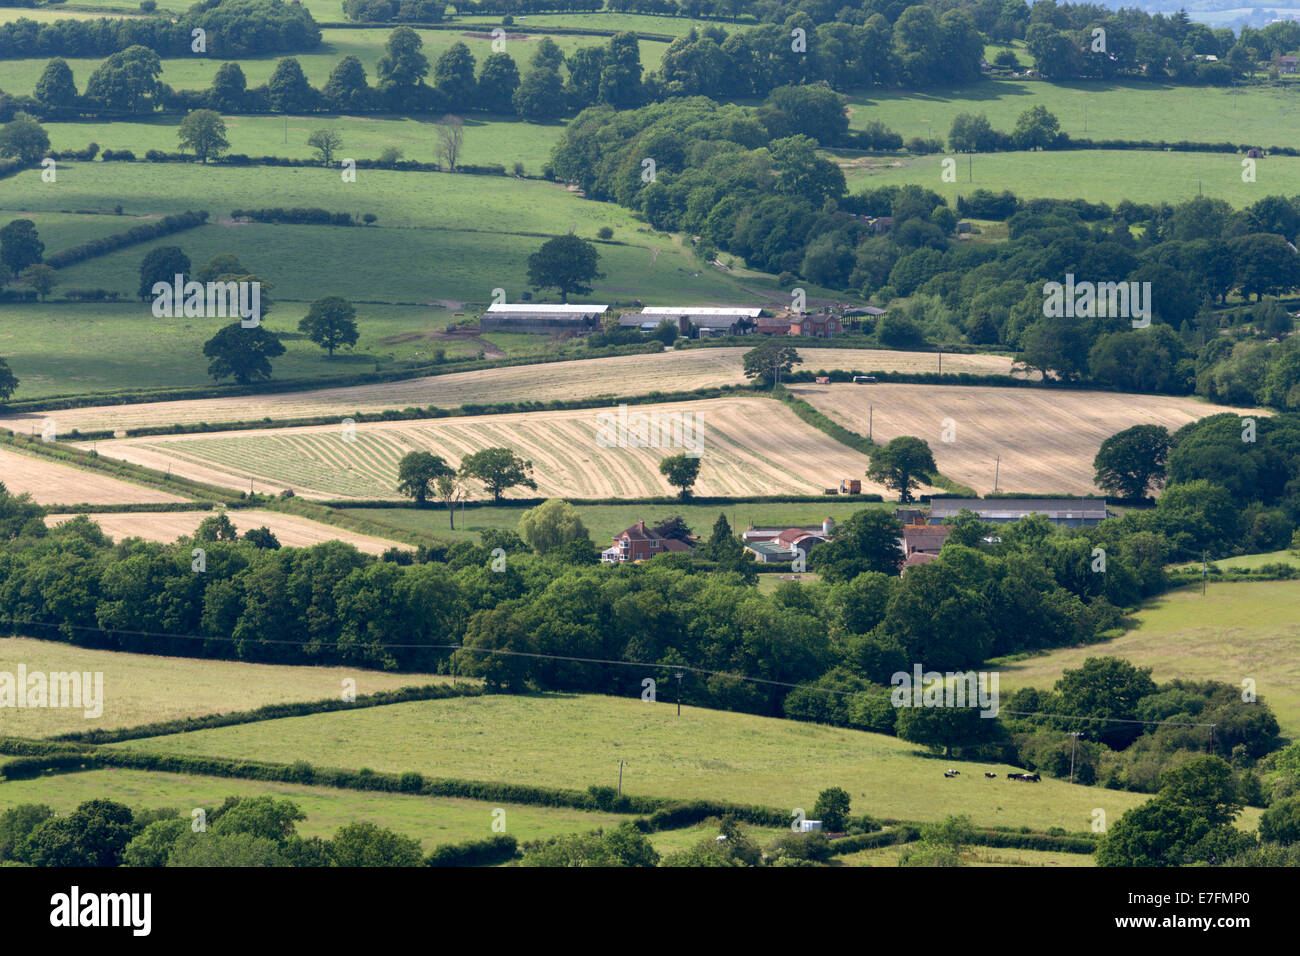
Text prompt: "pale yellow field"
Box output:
[[44, 509, 406, 555], [790, 383, 1263, 495], [78, 397, 928, 501], [0, 348, 1018, 436], [0, 446, 188, 506], [0, 636, 453, 737]]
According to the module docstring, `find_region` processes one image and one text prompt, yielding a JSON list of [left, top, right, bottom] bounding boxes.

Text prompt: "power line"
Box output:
[[4, 618, 1223, 732]]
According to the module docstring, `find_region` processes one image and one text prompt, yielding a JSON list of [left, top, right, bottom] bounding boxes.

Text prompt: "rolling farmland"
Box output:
[[44, 509, 407, 555], [0, 636, 451, 737], [79, 397, 917, 500], [789, 383, 1264, 496], [1, 348, 1017, 435], [0, 445, 188, 506]]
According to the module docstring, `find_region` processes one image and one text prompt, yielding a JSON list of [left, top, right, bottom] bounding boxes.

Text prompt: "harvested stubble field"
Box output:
[[789, 383, 1263, 496], [0, 636, 451, 737], [107, 693, 1154, 832], [79, 397, 908, 500], [0, 445, 188, 506], [44, 509, 406, 555], [0, 770, 624, 852], [3, 348, 1016, 435]]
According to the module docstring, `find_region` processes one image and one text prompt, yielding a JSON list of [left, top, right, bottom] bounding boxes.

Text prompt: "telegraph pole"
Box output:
[[675, 668, 683, 716], [993, 455, 1000, 492], [1068, 731, 1083, 784], [617, 760, 626, 796]]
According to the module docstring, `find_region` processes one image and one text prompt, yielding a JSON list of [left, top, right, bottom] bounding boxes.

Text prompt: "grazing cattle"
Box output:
[[1006, 773, 1019, 780], [1024, 773, 1041, 782], [944, 770, 959, 778], [985, 772, 997, 778]]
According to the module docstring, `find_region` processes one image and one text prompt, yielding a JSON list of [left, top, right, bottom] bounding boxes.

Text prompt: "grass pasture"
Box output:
[[45, 509, 408, 554], [995, 579, 1300, 739], [108, 692, 1152, 832], [831, 147, 1300, 208], [0, 636, 451, 737], [0, 768, 623, 852], [0, 346, 1016, 433], [789, 382, 1263, 496], [848, 79, 1300, 149], [0, 444, 188, 506], [81, 396, 900, 500], [833, 842, 1096, 867]]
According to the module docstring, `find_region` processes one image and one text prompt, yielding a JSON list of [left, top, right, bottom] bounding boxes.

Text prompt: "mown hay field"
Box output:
[[790, 383, 1263, 496], [0, 636, 452, 737], [995, 580, 1300, 739], [0, 445, 187, 506], [107, 692, 1153, 832], [44, 509, 406, 555], [0, 769, 623, 852], [2, 348, 1016, 435], [80, 397, 911, 500]]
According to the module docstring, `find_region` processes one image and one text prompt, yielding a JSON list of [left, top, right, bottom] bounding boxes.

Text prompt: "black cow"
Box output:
[[984, 772, 997, 778], [944, 770, 959, 778]]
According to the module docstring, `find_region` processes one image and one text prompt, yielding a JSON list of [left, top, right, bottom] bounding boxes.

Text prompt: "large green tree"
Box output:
[[177, 109, 229, 164], [85, 45, 162, 112], [0, 113, 50, 164], [460, 447, 537, 502], [138, 246, 190, 299], [201, 323, 286, 385], [396, 451, 454, 505], [526, 234, 603, 302], [658, 453, 701, 499], [741, 340, 802, 387], [34, 58, 78, 109], [810, 509, 904, 581], [298, 295, 358, 356], [0, 219, 43, 275], [518, 499, 591, 555], [1093, 424, 1172, 500], [867, 435, 936, 503]]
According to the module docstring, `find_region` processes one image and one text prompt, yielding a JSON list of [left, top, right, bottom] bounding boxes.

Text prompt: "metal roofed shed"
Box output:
[[640, 307, 761, 335], [480, 303, 609, 334], [927, 498, 1109, 528]]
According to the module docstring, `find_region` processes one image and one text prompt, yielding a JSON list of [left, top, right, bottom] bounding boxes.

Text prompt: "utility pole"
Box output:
[[1068, 731, 1083, 784], [968, 153, 972, 183], [1208, 724, 1215, 756], [1202, 551, 1208, 596], [1083, 103, 1087, 133], [938, 348, 943, 374], [993, 455, 1000, 492], [617, 760, 626, 796], [675, 668, 683, 717], [284, 115, 288, 144], [868, 404, 873, 441]]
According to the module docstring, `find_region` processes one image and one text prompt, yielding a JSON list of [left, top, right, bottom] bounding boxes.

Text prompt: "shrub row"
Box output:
[[100, 149, 136, 162], [1062, 137, 1300, 157], [425, 834, 518, 867], [825, 825, 922, 855], [45, 210, 209, 270], [134, 150, 510, 177], [966, 829, 1099, 854], [230, 207, 375, 226], [51, 682, 483, 744], [773, 384, 875, 456], [64, 288, 125, 301], [47, 142, 99, 162]]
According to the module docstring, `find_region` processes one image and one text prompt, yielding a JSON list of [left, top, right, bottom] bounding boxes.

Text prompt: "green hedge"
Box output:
[[826, 825, 922, 855], [425, 834, 518, 867]]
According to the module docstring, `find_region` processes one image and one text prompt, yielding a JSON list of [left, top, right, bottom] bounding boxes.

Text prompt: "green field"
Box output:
[[848, 79, 1300, 146], [831, 147, 1300, 208], [0, 768, 623, 851], [995, 579, 1300, 739], [109, 692, 1154, 831], [0, 635, 452, 737], [0, 28, 672, 97], [46, 114, 565, 174], [833, 841, 1097, 867], [339, 500, 887, 547]]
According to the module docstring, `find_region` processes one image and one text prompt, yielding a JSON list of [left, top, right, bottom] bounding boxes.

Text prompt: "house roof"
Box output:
[[640, 307, 762, 317], [928, 498, 1108, 520], [903, 551, 938, 568], [618, 520, 653, 541], [904, 526, 952, 552], [776, 528, 826, 547], [486, 303, 608, 314]]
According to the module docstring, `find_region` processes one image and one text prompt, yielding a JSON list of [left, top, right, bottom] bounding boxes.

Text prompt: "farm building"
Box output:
[[755, 316, 792, 336], [601, 520, 694, 563], [618, 313, 688, 335], [788, 311, 842, 338], [639, 307, 761, 337], [927, 498, 1110, 528], [742, 518, 835, 563], [480, 303, 608, 334], [901, 524, 952, 556]]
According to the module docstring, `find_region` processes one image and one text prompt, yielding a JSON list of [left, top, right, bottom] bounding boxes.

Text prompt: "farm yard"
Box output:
[[0, 444, 188, 505], [44, 509, 407, 554], [0, 636, 452, 737], [78, 397, 904, 500], [789, 383, 1265, 496], [0, 347, 1018, 433]]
